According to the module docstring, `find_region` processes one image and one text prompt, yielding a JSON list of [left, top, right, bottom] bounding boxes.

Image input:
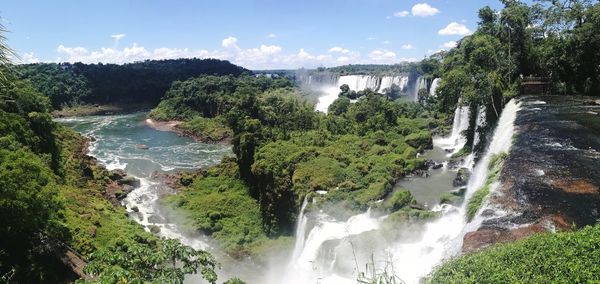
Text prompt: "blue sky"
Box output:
[[2, 0, 506, 69]]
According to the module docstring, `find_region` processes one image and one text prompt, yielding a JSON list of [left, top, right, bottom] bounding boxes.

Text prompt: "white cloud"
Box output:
[[111, 34, 126, 41], [412, 3, 439, 17], [18, 52, 39, 64], [221, 36, 239, 48], [438, 22, 471, 36], [367, 37, 376, 41], [393, 11, 409, 17], [441, 41, 457, 49], [267, 33, 276, 38], [382, 40, 391, 45], [401, 44, 414, 49], [53, 36, 405, 69], [369, 49, 396, 62], [328, 46, 350, 54]]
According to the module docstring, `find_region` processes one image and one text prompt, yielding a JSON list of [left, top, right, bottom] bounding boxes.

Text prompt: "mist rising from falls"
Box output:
[[275, 99, 521, 284]]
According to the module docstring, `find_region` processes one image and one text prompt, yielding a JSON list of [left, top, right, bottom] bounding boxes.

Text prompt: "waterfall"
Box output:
[[275, 99, 521, 284], [411, 76, 427, 102], [313, 74, 410, 113], [429, 78, 441, 97], [289, 197, 309, 262], [434, 102, 470, 155]]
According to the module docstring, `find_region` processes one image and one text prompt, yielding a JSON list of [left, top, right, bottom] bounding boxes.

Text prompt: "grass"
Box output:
[[428, 224, 600, 283]]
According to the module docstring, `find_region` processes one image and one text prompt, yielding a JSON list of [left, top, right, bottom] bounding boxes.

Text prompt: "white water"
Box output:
[[429, 78, 441, 97], [279, 99, 521, 283], [313, 75, 410, 113], [411, 76, 427, 102], [434, 102, 471, 156]]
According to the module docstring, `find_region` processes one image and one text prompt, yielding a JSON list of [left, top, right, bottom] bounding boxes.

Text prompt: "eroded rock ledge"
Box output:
[[463, 95, 600, 252]]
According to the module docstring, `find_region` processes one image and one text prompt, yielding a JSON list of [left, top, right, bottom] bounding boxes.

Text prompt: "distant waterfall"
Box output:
[[309, 74, 411, 113], [273, 99, 521, 284], [429, 78, 441, 97], [411, 76, 427, 102]]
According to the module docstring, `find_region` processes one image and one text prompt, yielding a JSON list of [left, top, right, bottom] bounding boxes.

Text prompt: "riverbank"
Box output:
[[52, 103, 153, 118], [145, 117, 232, 144]]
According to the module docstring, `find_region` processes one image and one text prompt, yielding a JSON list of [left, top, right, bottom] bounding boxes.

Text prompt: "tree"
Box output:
[[84, 239, 218, 284]]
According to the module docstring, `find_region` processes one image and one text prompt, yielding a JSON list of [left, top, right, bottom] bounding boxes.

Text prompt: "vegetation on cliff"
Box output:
[[429, 224, 600, 283]]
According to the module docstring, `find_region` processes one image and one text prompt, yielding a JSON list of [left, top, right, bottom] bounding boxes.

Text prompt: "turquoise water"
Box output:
[[56, 112, 231, 176]]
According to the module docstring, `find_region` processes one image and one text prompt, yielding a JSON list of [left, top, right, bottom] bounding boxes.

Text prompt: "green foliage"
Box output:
[[465, 152, 506, 221], [84, 239, 218, 284], [429, 224, 600, 283], [163, 159, 267, 255], [178, 116, 233, 142], [382, 189, 416, 212]]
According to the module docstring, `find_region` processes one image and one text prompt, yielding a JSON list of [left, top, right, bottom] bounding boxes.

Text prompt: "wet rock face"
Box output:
[[464, 95, 600, 251]]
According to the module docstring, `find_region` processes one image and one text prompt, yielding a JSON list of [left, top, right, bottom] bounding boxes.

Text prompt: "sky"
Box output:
[[1, 0, 507, 70]]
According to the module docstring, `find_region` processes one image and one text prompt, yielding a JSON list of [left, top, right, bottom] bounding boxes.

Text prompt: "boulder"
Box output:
[[453, 167, 470, 187], [118, 176, 141, 187]]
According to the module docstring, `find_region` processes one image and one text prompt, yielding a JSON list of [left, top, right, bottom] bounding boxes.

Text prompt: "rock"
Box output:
[[131, 206, 139, 213], [118, 176, 141, 187], [432, 163, 444, 170], [149, 225, 161, 234], [453, 167, 470, 187], [148, 214, 166, 224], [136, 144, 149, 150], [109, 169, 127, 181]]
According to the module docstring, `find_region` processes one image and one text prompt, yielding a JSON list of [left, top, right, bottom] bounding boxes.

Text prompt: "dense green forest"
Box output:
[[14, 58, 249, 109]]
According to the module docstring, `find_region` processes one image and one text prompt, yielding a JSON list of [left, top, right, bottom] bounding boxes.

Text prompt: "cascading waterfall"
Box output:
[[411, 76, 427, 102], [312, 74, 410, 113], [434, 102, 470, 155], [429, 78, 441, 97], [278, 99, 521, 284]]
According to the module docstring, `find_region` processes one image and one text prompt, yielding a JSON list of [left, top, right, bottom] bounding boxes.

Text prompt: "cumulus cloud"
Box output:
[[328, 46, 350, 54], [401, 44, 414, 49], [369, 49, 396, 61], [393, 11, 409, 17], [441, 41, 457, 49], [221, 36, 239, 48], [53, 36, 402, 69], [412, 3, 439, 17], [267, 33, 276, 38], [18, 52, 39, 64], [438, 22, 471, 36]]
